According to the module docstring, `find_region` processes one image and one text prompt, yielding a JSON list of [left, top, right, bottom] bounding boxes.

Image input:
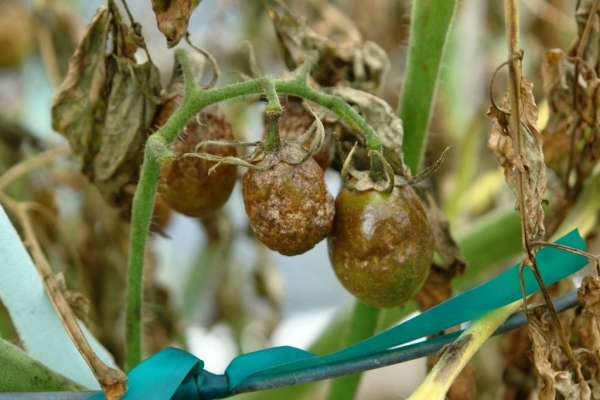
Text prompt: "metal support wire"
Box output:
[[226, 290, 578, 395], [0, 290, 578, 400]]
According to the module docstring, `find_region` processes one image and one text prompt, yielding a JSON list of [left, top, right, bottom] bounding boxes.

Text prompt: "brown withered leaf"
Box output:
[[52, 3, 162, 217], [527, 306, 558, 400], [151, 0, 201, 47], [412, 184, 467, 310], [93, 56, 161, 211], [540, 1, 600, 236], [554, 371, 586, 400], [487, 78, 547, 241], [540, 49, 579, 179], [571, 276, 600, 352], [572, 0, 600, 69], [51, 6, 111, 171], [573, 349, 600, 399], [266, 1, 389, 94]]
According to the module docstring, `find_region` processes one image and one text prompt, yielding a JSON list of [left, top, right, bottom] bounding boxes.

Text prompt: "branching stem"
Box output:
[[125, 49, 385, 369]]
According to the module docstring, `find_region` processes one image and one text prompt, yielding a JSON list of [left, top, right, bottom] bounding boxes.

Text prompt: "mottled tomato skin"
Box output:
[[327, 185, 435, 308], [158, 105, 237, 218], [243, 158, 335, 256]]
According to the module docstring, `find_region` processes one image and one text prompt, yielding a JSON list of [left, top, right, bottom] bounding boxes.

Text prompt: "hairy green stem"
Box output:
[[125, 150, 161, 371], [263, 80, 282, 151], [279, 80, 382, 152]]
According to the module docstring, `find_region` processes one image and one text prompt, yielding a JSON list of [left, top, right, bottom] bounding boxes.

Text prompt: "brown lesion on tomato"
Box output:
[[243, 158, 335, 256], [158, 105, 238, 219]]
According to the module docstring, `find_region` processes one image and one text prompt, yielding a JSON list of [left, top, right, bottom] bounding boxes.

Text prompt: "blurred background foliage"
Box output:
[[0, 0, 599, 398]]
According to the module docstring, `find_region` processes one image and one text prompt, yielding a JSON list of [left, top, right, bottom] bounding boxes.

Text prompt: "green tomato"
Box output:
[[328, 185, 435, 308]]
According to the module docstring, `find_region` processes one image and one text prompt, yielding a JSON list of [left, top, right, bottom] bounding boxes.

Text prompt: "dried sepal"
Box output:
[[183, 97, 326, 174], [340, 148, 396, 193], [329, 87, 408, 178], [263, 96, 336, 170], [411, 147, 451, 185], [339, 143, 443, 195]]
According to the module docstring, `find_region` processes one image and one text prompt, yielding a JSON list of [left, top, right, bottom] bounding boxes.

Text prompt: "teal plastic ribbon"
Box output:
[[88, 347, 202, 399], [226, 229, 587, 391], [88, 229, 587, 399]]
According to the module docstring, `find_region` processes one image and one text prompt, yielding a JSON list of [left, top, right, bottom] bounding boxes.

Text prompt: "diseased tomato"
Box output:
[[158, 105, 237, 218], [242, 158, 335, 256], [327, 184, 435, 308]]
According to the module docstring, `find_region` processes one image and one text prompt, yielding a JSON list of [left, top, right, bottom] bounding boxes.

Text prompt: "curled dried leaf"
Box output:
[[571, 276, 600, 351], [540, 1, 600, 234], [527, 306, 558, 400], [487, 78, 547, 241], [266, 1, 389, 94], [94, 57, 161, 183], [51, 6, 111, 169], [51, 3, 162, 218], [151, 0, 201, 47]]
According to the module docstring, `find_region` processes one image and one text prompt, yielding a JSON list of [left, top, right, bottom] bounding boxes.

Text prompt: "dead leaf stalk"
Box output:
[[0, 147, 128, 399], [503, 0, 589, 394]]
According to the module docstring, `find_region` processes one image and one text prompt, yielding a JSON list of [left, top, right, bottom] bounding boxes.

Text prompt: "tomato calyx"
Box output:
[[179, 98, 326, 175], [339, 141, 450, 194]]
